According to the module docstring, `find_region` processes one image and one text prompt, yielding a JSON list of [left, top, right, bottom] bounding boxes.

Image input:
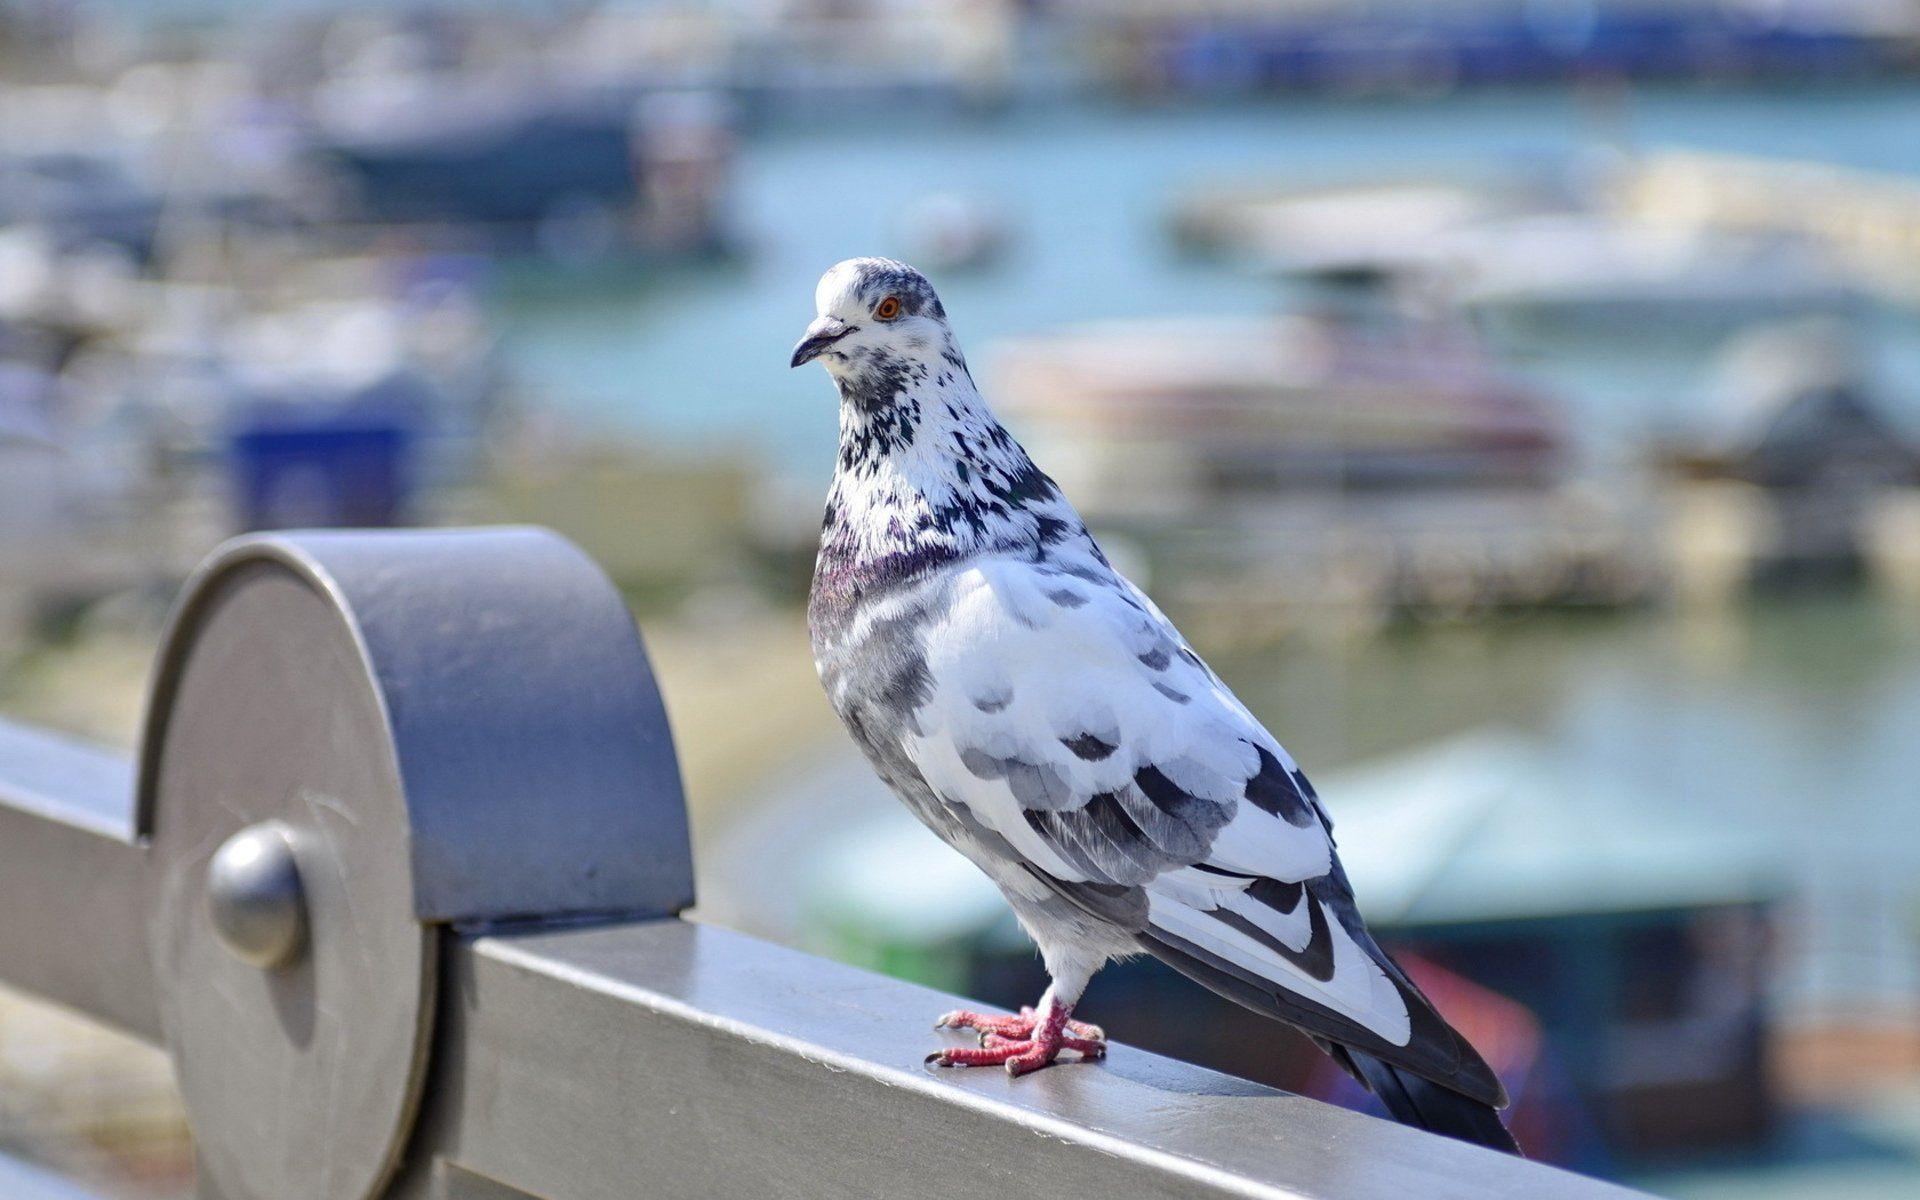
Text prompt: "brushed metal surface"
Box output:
[[393, 920, 1649, 1200], [0, 719, 153, 1039]]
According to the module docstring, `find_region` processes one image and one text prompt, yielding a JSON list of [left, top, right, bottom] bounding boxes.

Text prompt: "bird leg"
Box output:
[[930, 1002, 1106, 1075]]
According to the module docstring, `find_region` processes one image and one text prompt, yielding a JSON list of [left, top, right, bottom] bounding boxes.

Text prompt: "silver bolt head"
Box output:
[[206, 822, 306, 970]]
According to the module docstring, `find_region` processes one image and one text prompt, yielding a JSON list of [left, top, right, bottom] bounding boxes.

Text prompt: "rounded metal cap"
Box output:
[[138, 527, 691, 1200], [207, 823, 305, 970]]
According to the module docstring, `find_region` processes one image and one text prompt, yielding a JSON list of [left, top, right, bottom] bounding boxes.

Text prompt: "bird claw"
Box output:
[[929, 1004, 1106, 1075], [935, 1006, 1104, 1041], [927, 1034, 1105, 1075]]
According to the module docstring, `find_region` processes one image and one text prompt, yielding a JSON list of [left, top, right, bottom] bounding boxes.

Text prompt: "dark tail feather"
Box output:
[[1345, 1048, 1522, 1156]]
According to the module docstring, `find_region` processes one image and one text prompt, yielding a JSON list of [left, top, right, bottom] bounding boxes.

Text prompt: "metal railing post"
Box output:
[[5, 527, 693, 1200]]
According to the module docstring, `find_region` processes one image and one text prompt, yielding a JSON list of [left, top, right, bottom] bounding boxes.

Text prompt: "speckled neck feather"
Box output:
[[813, 334, 1090, 615]]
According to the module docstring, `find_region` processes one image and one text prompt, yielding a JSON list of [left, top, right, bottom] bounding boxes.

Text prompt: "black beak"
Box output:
[[790, 317, 852, 368]]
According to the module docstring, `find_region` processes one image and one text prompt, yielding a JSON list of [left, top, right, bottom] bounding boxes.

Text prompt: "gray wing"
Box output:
[[903, 555, 1504, 1106]]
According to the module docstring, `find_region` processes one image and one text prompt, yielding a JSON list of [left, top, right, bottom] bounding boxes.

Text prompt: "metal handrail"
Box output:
[[0, 527, 1646, 1200]]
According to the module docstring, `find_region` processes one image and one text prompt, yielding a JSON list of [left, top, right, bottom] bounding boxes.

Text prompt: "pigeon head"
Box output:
[[798, 257, 1088, 590], [790, 258, 961, 403]]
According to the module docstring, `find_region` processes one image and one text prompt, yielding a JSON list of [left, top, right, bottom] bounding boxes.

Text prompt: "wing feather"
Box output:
[[905, 558, 1409, 1044]]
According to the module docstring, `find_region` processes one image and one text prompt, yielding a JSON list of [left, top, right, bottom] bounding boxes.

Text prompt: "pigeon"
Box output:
[[794, 257, 1519, 1155]]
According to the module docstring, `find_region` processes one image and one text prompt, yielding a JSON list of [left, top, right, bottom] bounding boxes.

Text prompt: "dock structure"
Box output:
[[0, 527, 1644, 1200]]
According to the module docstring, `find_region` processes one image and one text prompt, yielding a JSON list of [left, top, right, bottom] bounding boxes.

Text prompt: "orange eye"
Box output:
[[874, 295, 902, 321]]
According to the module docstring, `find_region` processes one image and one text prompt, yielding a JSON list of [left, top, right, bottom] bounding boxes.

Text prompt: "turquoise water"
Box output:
[[495, 83, 1920, 486]]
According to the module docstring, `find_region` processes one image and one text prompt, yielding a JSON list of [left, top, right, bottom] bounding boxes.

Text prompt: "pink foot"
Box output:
[[935, 1005, 1104, 1041], [929, 1004, 1106, 1076]]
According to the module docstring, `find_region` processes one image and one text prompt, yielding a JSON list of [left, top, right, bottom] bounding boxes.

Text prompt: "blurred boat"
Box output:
[[994, 310, 1566, 495], [312, 90, 642, 232], [989, 307, 1656, 629], [1172, 161, 1877, 345], [1072, 0, 1920, 97], [1167, 168, 1577, 281], [1618, 149, 1920, 310], [308, 80, 734, 260], [0, 149, 161, 262], [0, 67, 333, 253], [1458, 218, 1864, 343]]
